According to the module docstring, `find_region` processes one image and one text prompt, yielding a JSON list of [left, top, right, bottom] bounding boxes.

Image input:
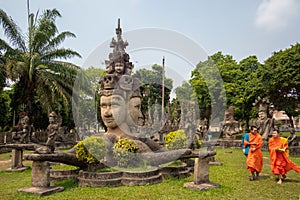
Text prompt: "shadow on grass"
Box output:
[[282, 178, 300, 183], [53, 178, 78, 190], [257, 175, 270, 180]]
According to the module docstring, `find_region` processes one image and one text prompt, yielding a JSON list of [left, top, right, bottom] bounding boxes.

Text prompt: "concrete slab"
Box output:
[[18, 186, 64, 196], [5, 166, 30, 172], [183, 182, 220, 191]]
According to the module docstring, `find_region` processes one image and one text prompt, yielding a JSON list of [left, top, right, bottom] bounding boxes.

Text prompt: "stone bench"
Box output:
[[3, 143, 36, 172]]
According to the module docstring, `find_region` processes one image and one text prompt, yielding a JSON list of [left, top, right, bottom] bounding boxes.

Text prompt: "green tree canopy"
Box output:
[[133, 64, 173, 115], [259, 43, 300, 125]]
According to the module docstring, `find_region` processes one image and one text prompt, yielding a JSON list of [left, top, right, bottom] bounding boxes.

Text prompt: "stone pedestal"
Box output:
[[6, 149, 29, 172], [184, 151, 220, 191], [32, 161, 50, 187], [194, 157, 209, 184], [18, 161, 64, 196]]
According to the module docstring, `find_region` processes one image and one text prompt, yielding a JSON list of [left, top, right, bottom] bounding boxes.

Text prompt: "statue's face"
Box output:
[[225, 113, 233, 121], [100, 95, 126, 129], [20, 116, 29, 127], [127, 97, 144, 126], [258, 111, 267, 120], [49, 116, 55, 124], [115, 62, 124, 74]]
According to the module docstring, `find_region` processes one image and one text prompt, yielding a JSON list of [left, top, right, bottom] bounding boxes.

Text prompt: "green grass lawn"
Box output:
[[0, 148, 299, 200]]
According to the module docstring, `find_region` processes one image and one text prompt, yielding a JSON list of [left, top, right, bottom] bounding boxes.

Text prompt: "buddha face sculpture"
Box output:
[[127, 96, 144, 127], [100, 94, 127, 130]]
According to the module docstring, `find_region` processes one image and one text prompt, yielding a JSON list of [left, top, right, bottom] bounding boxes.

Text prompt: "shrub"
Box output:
[[112, 138, 139, 167], [75, 136, 107, 164], [164, 129, 187, 150]]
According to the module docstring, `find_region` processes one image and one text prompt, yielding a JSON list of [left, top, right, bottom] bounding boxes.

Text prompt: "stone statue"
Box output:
[[12, 112, 35, 143], [35, 111, 59, 154], [196, 118, 208, 140], [45, 111, 59, 152], [252, 97, 274, 140], [98, 20, 166, 154], [287, 126, 299, 147], [220, 106, 240, 139]]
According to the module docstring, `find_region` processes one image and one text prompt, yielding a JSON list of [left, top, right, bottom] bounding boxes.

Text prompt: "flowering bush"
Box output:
[[112, 138, 139, 167], [75, 136, 107, 164], [165, 129, 187, 150]]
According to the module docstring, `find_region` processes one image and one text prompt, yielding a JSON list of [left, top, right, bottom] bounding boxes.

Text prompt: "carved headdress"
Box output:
[[99, 19, 141, 100], [253, 97, 269, 113]]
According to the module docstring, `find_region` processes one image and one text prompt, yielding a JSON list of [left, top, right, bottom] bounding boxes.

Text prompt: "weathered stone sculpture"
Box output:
[[12, 112, 35, 143], [220, 106, 240, 139], [97, 19, 193, 167], [252, 97, 274, 141], [35, 112, 59, 154], [288, 127, 299, 147]]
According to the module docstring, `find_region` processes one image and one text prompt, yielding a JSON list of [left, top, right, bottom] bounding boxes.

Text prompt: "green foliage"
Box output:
[[0, 8, 81, 128], [165, 129, 187, 150], [133, 64, 173, 115], [75, 136, 107, 164], [261, 43, 300, 124], [112, 138, 139, 167]]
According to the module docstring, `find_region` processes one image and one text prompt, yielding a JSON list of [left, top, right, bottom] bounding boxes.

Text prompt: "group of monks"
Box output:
[[242, 125, 300, 184]]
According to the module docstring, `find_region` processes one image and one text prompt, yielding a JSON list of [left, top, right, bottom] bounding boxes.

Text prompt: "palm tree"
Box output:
[[0, 8, 81, 126]]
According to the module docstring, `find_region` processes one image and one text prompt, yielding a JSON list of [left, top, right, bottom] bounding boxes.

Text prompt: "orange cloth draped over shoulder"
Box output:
[[246, 133, 263, 172], [269, 137, 300, 175]]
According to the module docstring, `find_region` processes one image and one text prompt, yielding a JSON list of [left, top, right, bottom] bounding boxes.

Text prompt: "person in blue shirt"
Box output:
[[242, 133, 250, 157]]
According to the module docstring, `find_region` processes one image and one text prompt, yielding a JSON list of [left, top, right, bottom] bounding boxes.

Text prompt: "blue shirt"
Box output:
[[242, 133, 250, 155]]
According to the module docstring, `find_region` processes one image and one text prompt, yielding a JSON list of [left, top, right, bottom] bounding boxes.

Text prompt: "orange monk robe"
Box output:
[[268, 137, 300, 175], [245, 133, 263, 172]]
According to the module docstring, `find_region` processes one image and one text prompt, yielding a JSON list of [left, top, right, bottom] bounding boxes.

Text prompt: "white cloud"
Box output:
[[255, 0, 300, 31]]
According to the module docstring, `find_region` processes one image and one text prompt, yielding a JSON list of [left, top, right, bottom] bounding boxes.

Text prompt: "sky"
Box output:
[[1, 0, 300, 85]]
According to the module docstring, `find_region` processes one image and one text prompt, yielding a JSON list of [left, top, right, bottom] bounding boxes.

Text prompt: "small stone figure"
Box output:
[[197, 118, 208, 140], [45, 112, 59, 153], [12, 112, 34, 143], [220, 106, 240, 139], [35, 112, 59, 154], [252, 97, 274, 141], [287, 127, 299, 147]]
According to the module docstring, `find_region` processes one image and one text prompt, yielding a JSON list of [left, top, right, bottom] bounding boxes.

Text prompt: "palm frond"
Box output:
[[0, 9, 26, 51], [42, 48, 81, 60], [39, 9, 61, 22], [41, 31, 76, 53], [36, 69, 71, 109]]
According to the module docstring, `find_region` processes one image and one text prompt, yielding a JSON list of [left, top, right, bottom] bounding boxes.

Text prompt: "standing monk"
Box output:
[[244, 125, 263, 181], [268, 129, 300, 184]]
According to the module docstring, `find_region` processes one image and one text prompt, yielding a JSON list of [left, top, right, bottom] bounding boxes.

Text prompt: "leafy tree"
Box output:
[[133, 64, 173, 116], [0, 8, 81, 128], [190, 52, 229, 123], [260, 43, 300, 126], [71, 67, 106, 133], [237, 56, 263, 130]]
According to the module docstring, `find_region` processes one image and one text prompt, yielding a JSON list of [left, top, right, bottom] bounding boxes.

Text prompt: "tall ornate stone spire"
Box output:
[[99, 19, 138, 99]]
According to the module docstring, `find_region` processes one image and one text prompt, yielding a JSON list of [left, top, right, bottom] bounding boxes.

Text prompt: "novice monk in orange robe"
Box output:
[[244, 125, 263, 181], [268, 129, 300, 184]]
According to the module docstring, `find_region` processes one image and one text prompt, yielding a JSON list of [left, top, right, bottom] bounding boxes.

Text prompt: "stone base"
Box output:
[[183, 182, 220, 191], [6, 166, 30, 172], [18, 186, 64, 196]]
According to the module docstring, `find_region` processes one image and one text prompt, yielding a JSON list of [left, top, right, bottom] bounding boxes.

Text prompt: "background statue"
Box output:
[[287, 126, 299, 147], [12, 112, 35, 143], [220, 106, 240, 139], [45, 111, 60, 152], [252, 97, 274, 140]]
